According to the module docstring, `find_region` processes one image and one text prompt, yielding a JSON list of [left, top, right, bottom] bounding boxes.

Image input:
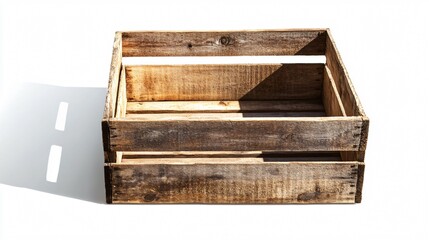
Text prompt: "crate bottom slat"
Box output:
[[105, 160, 362, 204]]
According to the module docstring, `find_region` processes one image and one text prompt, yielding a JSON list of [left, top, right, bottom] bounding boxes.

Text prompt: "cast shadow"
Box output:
[[0, 83, 107, 203]]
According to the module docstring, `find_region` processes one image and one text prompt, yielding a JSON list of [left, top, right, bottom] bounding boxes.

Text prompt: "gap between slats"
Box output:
[[116, 151, 342, 164], [125, 100, 326, 119]]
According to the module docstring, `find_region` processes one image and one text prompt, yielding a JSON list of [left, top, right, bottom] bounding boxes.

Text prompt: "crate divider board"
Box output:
[[102, 29, 369, 204]]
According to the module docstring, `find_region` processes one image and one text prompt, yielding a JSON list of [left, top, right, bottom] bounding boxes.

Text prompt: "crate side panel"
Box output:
[[125, 64, 324, 101], [122, 30, 326, 57], [109, 162, 358, 203], [109, 118, 362, 152]]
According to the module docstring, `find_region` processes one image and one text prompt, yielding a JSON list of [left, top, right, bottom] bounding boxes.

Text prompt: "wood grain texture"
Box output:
[[115, 67, 127, 118], [325, 29, 364, 117], [355, 164, 365, 203], [126, 100, 325, 113], [108, 117, 363, 152], [102, 32, 122, 158], [105, 162, 360, 203], [122, 30, 327, 57], [103, 32, 122, 120], [323, 66, 346, 116], [125, 64, 324, 101]]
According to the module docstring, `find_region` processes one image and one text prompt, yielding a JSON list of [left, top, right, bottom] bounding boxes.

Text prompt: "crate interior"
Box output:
[[119, 62, 349, 120]]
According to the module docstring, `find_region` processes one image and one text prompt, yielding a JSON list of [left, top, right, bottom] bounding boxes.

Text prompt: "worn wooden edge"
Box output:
[[104, 164, 113, 204], [359, 116, 370, 151], [102, 120, 110, 152], [111, 116, 360, 122], [323, 66, 346, 116], [105, 161, 360, 204], [355, 163, 365, 203], [325, 29, 366, 117], [115, 67, 127, 118], [122, 29, 327, 57], [103, 31, 122, 121], [122, 28, 329, 33]]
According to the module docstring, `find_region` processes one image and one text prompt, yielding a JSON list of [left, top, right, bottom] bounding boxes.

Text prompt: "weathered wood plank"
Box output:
[[323, 66, 346, 116], [102, 32, 122, 157], [106, 161, 360, 203], [103, 32, 122, 120], [127, 100, 325, 114], [125, 64, 324, 101], [325, 29, 364, 117], [355, 164, 365, 203], [109, 117, 362, 151], [122, 30, 327, 57], [115, 68, 127, 118]]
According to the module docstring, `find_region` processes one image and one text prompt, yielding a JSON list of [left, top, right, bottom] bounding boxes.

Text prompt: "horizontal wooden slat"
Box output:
[[105, 161, 360, 203], [109, 117, 362, 151], [125, 64, 324, 101], [126, 100, 325, 113], [122, 30, 327, 57]]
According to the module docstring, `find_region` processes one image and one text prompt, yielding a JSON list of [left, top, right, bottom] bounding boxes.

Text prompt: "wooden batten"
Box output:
[[103, 32, 122, 120], [325, 29, 365, 117], [115, 67, 127, 118], [109, 117, 363, 152], [106, 161, 360, 203], [122, 30, 327, 57], [102, 32, 122, 155], [323, 66, 346, 116], [125, 64, 324, 101]]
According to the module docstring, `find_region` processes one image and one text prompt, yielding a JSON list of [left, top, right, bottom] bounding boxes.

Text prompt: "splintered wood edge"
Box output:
[[103, 31, 122, 121]]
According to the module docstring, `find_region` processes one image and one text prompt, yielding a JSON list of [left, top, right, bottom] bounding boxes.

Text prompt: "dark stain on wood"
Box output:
[[297, 185, 321, 201]]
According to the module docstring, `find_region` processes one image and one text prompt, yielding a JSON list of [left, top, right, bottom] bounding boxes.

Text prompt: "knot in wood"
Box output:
[[219, 36, 231, 46]]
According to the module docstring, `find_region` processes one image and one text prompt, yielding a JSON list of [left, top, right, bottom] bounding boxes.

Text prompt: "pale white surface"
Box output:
[[46, 145, 62, 183], [1, 1, 428, 239]]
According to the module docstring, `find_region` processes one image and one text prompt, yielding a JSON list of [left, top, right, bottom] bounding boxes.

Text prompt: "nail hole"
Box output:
[[55, 102, 69, 131], [187, 43, 192, 48], [46, 145, 62, 183]]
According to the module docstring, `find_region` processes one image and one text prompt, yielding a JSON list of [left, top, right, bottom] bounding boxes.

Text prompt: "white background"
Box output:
[[1, 1, 428, 239]]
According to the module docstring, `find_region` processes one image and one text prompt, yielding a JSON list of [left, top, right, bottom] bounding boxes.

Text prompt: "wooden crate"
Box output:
[[102, 29, 369, 204]]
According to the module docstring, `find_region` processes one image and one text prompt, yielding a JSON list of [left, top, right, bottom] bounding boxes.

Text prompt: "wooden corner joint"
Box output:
[[358, 116, 369, 151]]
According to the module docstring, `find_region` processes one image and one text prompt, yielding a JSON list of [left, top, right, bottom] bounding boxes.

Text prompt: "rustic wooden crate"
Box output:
[[102, 29, 369, 204]]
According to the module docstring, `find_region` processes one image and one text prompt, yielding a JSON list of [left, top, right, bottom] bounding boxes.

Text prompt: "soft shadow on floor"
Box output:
[[0, 83, 107, 203]]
